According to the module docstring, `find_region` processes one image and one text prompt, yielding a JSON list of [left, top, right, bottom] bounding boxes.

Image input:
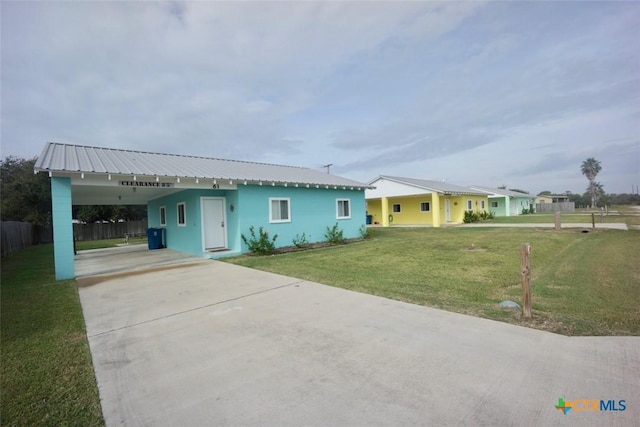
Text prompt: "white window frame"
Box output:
[[467, 200, 473, 210], [269, 198, 291, 223], [490, 201, 499, 208], [177, 202, 186, 227], [336, 199, 351, 219], [159, 206, 167, 227], [392, 203, 401, 213], [419, 201, 430, 212]]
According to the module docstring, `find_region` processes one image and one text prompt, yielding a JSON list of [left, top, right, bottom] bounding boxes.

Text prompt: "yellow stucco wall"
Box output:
[[441, 195, 488, 223], [366, 199, 383, 224], [385, 195, 435, 225], [367, 194, 489, 226]]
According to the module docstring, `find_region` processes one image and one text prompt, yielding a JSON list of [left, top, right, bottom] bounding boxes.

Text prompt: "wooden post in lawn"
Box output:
[[554, 212, 561, 231], [521, 243, 532, 319], [591, 213, 595, 230]]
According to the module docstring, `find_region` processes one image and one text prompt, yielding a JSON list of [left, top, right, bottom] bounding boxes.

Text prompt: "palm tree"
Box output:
[[581, 157, 601, 208], [592, 182, 606, 207]]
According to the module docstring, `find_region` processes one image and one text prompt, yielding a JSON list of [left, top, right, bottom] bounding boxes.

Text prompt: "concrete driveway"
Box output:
[[79, 261, 639, 426]]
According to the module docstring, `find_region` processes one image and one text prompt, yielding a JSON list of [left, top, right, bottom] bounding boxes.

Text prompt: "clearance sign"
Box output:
[[119, 181, 174, 188]]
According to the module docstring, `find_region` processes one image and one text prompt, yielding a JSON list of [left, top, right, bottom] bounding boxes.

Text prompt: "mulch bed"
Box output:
[[249, 238, 366, 256]]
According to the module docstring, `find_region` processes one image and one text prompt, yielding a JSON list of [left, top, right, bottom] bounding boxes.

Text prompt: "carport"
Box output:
[[35, 144, 218, 280]]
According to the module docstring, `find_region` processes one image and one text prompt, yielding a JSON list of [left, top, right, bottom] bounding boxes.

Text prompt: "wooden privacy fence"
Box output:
[[1, 220, 148, 257], [535, 202, 575, 213], [1, 221, 53, 257], [73, 219, 148, 241]]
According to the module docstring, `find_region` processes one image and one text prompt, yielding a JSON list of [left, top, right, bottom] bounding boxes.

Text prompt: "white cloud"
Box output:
[[1, 1, 638, 193]]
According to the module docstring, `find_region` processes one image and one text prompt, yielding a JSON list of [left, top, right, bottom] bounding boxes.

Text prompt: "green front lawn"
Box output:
[[226, 227, 640, 336], [75, 236, 147, 251], [1, 245, 104, 426]]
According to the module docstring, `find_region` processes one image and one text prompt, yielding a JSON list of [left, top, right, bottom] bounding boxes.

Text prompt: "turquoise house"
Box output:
[[35, 143, 369, 280], [468, 186, 534, 216]]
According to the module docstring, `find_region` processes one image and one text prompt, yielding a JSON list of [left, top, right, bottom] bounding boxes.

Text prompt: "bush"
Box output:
[[359, 224, 370, 239], [241, 226, 278, 255], [529, 205, 535, 214], [463, 210, 480, 223], [324, 223, 344, 244], [292, 233, 309, 248]]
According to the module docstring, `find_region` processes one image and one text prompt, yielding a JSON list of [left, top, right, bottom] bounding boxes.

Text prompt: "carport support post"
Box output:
[[51, 177, 75, 280], [381, 197, 390, 227], [431, 193, 440, 227], [521, 243, 532, 319]]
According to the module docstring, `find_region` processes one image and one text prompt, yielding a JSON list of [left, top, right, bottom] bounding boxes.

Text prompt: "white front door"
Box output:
[[445, 199, 451, 222], [201, 197, 226, 250]]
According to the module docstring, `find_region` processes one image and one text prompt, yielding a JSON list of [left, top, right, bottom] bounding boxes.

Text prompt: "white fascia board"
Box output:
[[365, 177, 435, 199]]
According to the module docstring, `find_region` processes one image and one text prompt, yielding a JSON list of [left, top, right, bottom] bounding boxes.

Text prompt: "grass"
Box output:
[[226, 227, 640, 336], [486, 205, 640, 226], [75, 236, 147, 251], [1, 245, 104, 426]]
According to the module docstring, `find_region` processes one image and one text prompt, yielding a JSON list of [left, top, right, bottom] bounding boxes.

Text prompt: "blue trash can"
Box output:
[[147, 228, 164, 250], [366, 215, 372, 225]]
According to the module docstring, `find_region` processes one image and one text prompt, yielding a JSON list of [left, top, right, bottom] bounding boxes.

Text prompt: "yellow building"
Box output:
[[366, 176, 489, 227]]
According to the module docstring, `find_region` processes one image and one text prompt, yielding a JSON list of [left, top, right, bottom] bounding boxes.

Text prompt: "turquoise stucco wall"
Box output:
[[51, 177, 75, 280], [489, 197, 509, 217], [236, 185, 366, 250], [148, 185, 366, 255], [148, 189, 236, 255], [514, 196, 534, 214]]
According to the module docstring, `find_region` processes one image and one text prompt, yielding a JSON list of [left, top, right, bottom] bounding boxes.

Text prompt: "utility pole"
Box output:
[[323, 163, 333, 174]]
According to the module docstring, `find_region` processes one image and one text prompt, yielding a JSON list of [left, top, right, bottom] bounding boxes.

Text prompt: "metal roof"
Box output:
[[370, 175, 486, 196], [469, 185, 534, 198], [35, 142, 370, 188]]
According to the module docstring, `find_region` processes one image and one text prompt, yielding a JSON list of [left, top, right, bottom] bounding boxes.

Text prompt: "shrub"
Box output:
[[241, 226, 278, 255], [529, 205, 535, 214], [522, 208, 529, 215], [359, 224, 370, 239], [324, 223, 344, 244], [292, 233, 309, 248], [463, 210, 480, 223]]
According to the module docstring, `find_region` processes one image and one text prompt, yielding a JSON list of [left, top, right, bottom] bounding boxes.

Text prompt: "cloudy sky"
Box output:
[[2, 1, 638, 194]]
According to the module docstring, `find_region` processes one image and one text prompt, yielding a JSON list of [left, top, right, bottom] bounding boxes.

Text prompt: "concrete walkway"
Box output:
[[79, 261, 639, 426], [458, 222, 629, 230]]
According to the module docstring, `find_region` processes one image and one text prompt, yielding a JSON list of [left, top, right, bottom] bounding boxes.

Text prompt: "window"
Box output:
[[177, 202, 186, 227], [420, 202, 430, 212], [481, 200, 485, 209], [392, 203, 401, 213], [270, 198, 290, 223], [467, 200, 473, 210], [337, 199, 351, 219], [490, 201, 499, 208], [159, 206, 167, 226]]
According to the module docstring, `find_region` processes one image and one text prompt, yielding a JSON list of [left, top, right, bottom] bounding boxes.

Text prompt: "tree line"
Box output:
[[1, 156, 146, 225], [2, 156, 637, 224]]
